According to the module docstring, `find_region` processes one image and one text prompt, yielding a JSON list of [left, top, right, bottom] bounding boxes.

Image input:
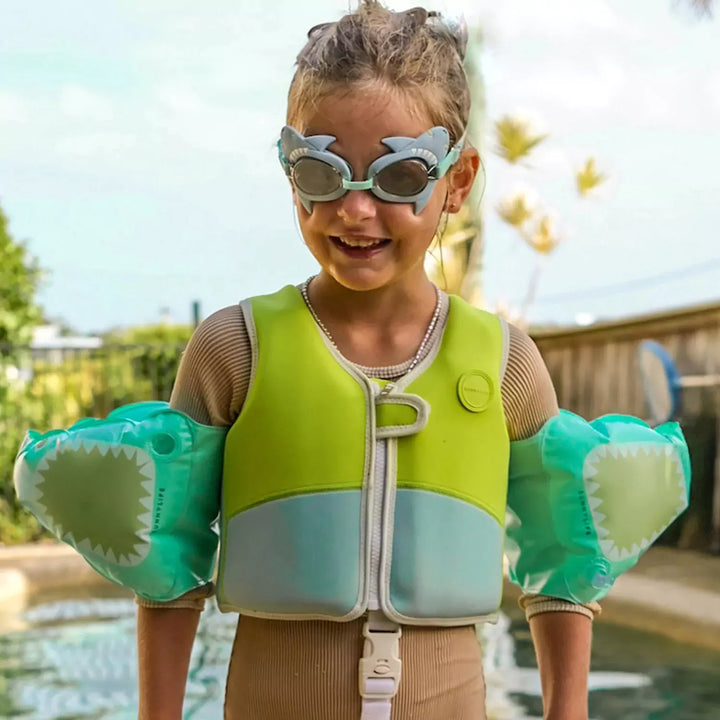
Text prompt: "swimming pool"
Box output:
[[1, 591, 718, 719]]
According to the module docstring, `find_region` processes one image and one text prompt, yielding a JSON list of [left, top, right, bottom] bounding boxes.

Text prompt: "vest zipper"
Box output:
[[368, 438, 386, 611]]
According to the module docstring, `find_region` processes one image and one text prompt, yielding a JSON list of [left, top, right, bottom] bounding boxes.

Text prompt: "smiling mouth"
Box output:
[[331, 236, 391, 250]]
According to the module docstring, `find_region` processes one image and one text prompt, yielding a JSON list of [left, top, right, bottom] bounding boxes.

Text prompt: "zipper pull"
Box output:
[[379, 382, 395, 397]]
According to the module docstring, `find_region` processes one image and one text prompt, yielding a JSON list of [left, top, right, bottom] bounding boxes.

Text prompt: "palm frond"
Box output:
[[494, 116, 547, 164], [496, 194, 534, 227], [576, 158, 607, 197], [523, 215, 561, 255]]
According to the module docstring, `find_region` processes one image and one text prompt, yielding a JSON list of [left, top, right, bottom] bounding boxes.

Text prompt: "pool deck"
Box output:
[[1, 542, 719, 649]]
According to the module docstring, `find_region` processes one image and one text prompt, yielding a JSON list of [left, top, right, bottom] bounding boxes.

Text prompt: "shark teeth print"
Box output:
[[583, 442, 687, 564], [24, 437, 156, 568]]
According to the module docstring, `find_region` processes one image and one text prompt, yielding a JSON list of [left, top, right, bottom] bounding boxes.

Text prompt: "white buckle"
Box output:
[[358, 612, 402, 700]]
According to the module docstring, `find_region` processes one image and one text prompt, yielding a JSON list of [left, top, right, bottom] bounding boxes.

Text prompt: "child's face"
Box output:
[[294, 85, 469, 294]]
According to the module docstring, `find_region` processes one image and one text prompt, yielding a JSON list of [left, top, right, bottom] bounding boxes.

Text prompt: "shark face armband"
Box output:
[[506, 410, 691, 604], [13, 402, 227, 602]]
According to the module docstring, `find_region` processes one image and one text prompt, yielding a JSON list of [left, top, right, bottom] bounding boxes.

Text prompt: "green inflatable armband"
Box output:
[[506, 410, 691, 604], [13, 402, 227, 602]]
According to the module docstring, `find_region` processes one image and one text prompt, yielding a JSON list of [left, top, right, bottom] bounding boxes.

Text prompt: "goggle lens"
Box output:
[[290, 157, 430, 199], [375, 159, 429, 197], [292, 158, 343, 196]]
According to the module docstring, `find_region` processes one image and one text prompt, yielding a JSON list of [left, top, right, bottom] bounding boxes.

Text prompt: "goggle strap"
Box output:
[[277, 140, 290, 175], [434, 133, 467, 177]]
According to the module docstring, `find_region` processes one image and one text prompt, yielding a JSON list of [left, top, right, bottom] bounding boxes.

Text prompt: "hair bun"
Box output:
[[400, 7, 429, 28], [427, 11, 468, 61]]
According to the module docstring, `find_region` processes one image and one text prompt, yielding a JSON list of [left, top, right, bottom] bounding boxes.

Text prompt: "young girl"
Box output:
[[137, 3, 597, 719]]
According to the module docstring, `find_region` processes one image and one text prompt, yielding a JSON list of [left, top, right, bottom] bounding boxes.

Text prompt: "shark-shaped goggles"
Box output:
[[278, 125, 465, 214]]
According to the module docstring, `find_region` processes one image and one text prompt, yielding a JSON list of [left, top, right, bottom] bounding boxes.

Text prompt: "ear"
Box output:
[[445, 147, 480, 212]]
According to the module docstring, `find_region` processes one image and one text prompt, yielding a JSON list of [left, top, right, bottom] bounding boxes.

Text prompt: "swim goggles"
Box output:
[[278, 125, 465, 214]]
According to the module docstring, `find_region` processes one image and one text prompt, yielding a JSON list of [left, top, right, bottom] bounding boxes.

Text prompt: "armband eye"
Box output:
[[151, 433, 176, 456]]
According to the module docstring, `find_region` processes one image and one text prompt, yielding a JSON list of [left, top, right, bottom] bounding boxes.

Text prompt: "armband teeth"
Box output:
[[21, 437, 156, 568], [582, 441, 688, 563]]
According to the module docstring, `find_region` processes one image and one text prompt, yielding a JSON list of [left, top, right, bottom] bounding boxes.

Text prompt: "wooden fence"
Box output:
[[531, 300, 720, 551]]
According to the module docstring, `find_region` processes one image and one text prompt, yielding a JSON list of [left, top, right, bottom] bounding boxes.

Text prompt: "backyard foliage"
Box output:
[[0, 202, 194, 543], [0, 203, 44, 543], [0, 205, 42, 346]]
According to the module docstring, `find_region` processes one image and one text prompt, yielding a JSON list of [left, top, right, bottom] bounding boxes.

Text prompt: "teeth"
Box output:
[[588, 496, 603, 510], [77, 538, 93, 554], [585, 480, 600, 494], [139, 496, 154, 510], [22, 480, 44, 503], [338, 237, 385, 248]]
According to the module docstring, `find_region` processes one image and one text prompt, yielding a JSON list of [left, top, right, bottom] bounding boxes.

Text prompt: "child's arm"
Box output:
[[137, 605, 202, 720], [134, 304, 252, 716], [502, 323, 600, 620], [502, 322, 594, 720], [528, 611, 592, 720]]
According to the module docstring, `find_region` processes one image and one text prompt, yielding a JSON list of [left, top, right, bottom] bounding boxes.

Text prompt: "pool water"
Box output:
[[1, 592, 719, 719]]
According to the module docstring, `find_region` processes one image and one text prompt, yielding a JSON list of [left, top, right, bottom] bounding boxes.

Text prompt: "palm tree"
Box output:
[[426, 26, 486, 305], [428, 1, 712, 310]]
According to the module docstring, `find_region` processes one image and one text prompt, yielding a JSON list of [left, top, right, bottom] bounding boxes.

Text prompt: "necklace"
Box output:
[[300, 277, 442, 392]]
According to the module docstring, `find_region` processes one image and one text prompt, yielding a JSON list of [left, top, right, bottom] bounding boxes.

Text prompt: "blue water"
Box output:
[[0, 591, 719, 719]]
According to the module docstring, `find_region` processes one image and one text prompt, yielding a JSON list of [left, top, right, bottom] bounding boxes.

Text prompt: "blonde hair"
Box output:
[[287, 2, 470, 146]]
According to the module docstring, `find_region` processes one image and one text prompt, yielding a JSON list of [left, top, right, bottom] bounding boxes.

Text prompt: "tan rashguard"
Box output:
[[139, 290, 599, 720]]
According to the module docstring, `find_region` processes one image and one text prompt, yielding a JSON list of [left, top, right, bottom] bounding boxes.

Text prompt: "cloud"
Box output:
[[59, 86, 115, 123], [148, 85, 277, 156], [708, 71, 720, 116], [479, 0, 629, 44], [0, 91, 27, 124], [57, 132, 136, 157]]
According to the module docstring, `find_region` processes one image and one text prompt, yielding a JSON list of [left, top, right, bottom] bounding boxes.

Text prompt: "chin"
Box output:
[[328, 267, 395, 293]]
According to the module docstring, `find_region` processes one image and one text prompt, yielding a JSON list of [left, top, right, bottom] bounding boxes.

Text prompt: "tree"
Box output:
[[0, 204, 42, 347], [104, 323, 194, 401], [426, 26, 487, 305], [0, 201, 45, 542]]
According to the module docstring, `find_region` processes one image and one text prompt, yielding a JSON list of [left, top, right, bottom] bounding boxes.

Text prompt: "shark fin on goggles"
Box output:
[[278, 125, 464, 213]]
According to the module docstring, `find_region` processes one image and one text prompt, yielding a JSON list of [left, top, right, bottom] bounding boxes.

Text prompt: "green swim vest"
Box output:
[[217, 286, 509, 625]]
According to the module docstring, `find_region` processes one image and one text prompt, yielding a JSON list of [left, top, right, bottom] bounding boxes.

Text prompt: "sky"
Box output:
[[0, 0, 718, 332]]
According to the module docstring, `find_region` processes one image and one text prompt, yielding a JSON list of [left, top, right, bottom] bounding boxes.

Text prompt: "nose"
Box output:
[[337, 189, 377, 223]]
